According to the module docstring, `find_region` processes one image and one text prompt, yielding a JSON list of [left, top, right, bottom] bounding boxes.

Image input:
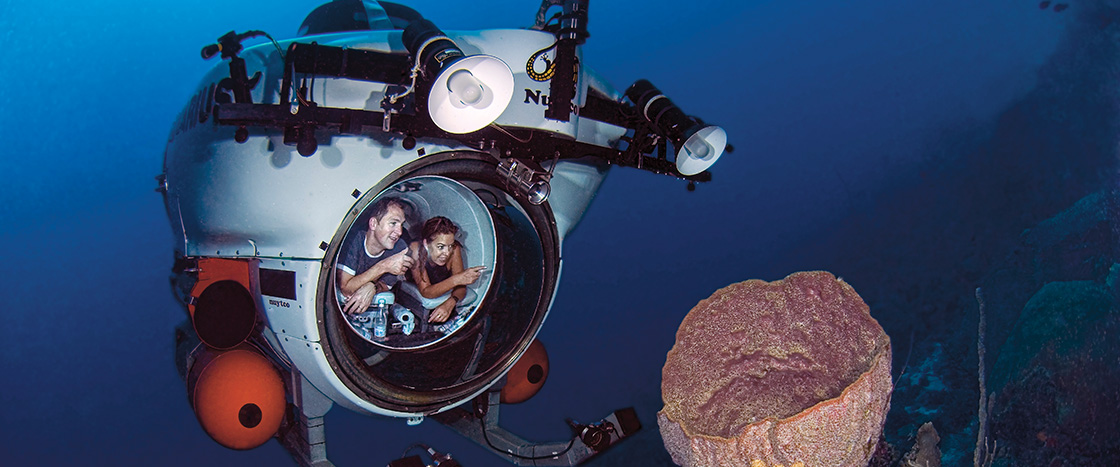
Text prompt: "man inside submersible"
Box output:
[[336, 197, 414, 315]]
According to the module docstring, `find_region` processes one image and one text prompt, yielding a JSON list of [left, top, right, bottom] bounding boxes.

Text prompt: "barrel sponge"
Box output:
[[658, 271, 892, 467]]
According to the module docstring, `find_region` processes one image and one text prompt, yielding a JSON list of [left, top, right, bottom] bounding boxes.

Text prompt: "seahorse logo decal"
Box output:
[[526, 44, 556, 82]]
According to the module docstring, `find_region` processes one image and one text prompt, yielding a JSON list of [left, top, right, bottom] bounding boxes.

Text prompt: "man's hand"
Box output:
[[382, 248, 415, 276], [429, 299, 456, 323], [344, 282, 378, 315], [454, 266, 486, 287]]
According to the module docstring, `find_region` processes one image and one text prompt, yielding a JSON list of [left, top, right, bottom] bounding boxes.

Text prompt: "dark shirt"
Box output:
[[425, 260, 452, 285], [337, 231, 407, 289]]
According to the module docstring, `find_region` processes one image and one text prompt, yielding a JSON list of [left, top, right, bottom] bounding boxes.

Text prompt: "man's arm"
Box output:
[[339, 247, 413, 296], [338, 263, 389, 296]]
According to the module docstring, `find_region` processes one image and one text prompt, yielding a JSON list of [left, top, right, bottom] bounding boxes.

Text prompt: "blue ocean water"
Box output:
[[2, 0, 1116, 465]]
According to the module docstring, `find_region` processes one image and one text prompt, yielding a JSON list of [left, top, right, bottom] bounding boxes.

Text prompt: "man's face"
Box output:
[[369, 205, 405, 252]]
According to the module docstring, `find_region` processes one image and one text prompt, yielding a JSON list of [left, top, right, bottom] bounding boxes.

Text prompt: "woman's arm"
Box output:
[[446, 245, 467, 303]]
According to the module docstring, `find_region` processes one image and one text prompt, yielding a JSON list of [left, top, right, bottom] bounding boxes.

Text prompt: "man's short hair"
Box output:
[[367, 196, 407, 223]]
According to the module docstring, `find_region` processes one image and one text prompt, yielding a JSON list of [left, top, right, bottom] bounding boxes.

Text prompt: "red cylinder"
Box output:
[[188, 345, 286, 450], [501, 339, 549, 404], [189, 258, 259, 350]]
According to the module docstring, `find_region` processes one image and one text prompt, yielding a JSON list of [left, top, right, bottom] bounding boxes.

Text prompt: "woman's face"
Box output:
[[424, 233, 455, 267]]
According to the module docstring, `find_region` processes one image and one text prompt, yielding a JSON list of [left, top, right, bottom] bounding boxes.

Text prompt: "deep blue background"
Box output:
[[2, 0, 1114, 465]]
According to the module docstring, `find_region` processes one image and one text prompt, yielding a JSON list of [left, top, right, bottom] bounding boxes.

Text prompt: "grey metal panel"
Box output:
[[166, 131, 444, 259], [258, 258, 323, 342]]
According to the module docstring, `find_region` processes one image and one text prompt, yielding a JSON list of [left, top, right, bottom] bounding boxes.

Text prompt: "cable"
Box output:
[[532, 0, 565, 30], [400, 443, 432, 459], [488, 123, 532, 144], [385, 33, 444, 105], [259, 31, 287, 61]]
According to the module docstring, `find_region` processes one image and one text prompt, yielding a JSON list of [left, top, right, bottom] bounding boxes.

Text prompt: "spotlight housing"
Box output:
[[403, 19, 514, 134], [624, 79, 727, 176], [497, 158, 551, 205]]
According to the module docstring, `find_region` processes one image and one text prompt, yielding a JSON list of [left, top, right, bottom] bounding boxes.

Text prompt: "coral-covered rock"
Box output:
[[900, 422, 941, 467], [989, 278, 1120, 466], [980, 191, 1120, 375], [659, 271, 892, 467]]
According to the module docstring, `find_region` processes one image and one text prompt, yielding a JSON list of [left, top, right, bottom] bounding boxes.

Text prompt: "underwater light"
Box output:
[[624, 79, 727, 176], [402, 19, 514, 134], [497, 158, 551, 205]]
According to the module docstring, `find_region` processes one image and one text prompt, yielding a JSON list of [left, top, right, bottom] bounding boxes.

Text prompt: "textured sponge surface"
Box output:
[[659, 271, 892, 467]]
